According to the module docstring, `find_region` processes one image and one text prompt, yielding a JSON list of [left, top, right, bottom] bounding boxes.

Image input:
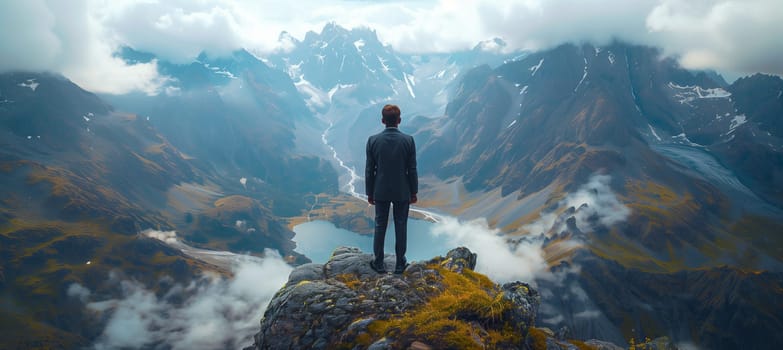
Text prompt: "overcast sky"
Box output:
[[1, 0, 781, 94]]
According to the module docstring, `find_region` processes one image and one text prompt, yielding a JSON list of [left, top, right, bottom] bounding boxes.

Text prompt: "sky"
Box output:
[[1, 0, 782, 94]]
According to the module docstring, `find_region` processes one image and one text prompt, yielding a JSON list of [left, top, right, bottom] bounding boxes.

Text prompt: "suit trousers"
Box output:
[[373, 200, 410, 266]]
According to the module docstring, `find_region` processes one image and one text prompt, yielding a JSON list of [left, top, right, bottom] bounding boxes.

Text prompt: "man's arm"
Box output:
[[365, 137, 376, 205], [407, 136, 418, 203]]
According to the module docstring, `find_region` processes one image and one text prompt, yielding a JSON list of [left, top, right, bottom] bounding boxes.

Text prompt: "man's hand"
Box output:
[[368, 196, 375, 205], [410, 194, 418, 204]]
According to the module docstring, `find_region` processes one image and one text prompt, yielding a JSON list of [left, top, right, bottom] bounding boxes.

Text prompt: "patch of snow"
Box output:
[[377, 56, 390, 72], [146, 116, 150, 121], [319, 41, 328, 49], [574, 57, 588, 93], [519, 85, 528, 95], [506, 120, 517, 129], [218, 69, 237, 79], [339, 55, 346, 72], [514, 83, 521, 87], [672, 133, 703, 147], [315, 54, 326, 64], [18, 79, 39, 91], [607, 51, 615, 65], [594, 47, 601, 56], [509, 53, 527, 62], [715, 113, 723, 121], [27, 135, 32, 139], [529, 58, 544, 76], [648, 124, 662, 141], [83, 115, 90, 122], [327, 83, 355, 102], [287, 60, 303, 78], [406, 73, 416, 86], [362, 62, 377, 74], [353, 39, 365, 52], [728, 114, 747, 134], [668, 82, 731, 104], [434, 69, 446, 79], [778, 90, 782, 99], [403, 73, 416, 98], [240, 177, 247, 188]]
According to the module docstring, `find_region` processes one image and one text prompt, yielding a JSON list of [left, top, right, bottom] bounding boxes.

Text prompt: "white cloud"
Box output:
[[0, 0, 168, 95], [432, 216, 548, 283], [428, 174, 630, 284], [85, 250, 292, 350], [2, 1, 780, 93], [67, 283, 92, 302], [562, 174, 631, 230], [646, 0, 783, 77], [524, 174, 631, 236], [102, 1, 246, 63]]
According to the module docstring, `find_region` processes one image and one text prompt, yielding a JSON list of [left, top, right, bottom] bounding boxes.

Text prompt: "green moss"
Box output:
[[526, 327, 548, 350], [334, 273, 362, 290], [360, 264, 522, 349]]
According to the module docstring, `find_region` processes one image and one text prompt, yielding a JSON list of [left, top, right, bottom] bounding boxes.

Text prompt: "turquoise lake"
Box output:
[[292, 219, 452, 263]]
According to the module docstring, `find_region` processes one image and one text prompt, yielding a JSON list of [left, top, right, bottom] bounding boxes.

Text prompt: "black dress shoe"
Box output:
[[370, 260, 387, 273], [393, 263, 409, 274]]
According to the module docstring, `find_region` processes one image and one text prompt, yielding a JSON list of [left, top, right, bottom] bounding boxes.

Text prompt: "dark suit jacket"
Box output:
[[365, 127, 418, 202]]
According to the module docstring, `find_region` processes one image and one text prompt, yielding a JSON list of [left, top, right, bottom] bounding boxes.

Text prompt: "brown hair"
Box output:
[[382, 104, 401, 125]]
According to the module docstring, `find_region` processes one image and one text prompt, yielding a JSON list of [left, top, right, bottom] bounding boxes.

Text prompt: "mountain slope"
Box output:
[[108, 48, 338, 216], [413, 43, 783, 349], [0, 72, 327, 348]]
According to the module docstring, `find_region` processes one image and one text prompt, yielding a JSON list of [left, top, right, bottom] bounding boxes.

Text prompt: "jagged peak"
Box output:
[[277, 30, 299, 44], [474, 37, 508, 53]]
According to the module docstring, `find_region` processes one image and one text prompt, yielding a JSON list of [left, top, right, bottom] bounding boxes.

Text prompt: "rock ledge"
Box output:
[[245, 246, 668, 349]]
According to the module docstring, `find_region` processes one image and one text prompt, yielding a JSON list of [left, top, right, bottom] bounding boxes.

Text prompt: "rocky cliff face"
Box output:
[[245, 247, 673, 350]]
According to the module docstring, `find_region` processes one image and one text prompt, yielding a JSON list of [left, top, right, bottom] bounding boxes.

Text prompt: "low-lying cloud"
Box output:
[[524, 174, 631, 236], [430, 174, 629, 284], [76, 245, 292, 350], [432, 216, 548, 284]]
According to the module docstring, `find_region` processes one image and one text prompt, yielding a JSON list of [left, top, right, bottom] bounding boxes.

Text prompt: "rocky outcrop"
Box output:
[[246, 246, 637, 350]]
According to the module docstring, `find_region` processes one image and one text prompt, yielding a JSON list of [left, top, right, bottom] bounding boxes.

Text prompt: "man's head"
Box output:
[[382, 104, 401, 127]]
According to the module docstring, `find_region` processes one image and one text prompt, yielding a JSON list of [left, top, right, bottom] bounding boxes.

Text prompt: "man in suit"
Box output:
[[365, 104, 418, 274]]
